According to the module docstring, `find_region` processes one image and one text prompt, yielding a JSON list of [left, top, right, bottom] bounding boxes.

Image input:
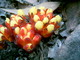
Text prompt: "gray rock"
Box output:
[[64, 2, 80, 32], [60, 30, 69, 37], [48, 39, 62, 58], [54, 25, 80, 60], [0, 0, 15, 8], [0, 9, 7, 24], [0, 18, 5, 24]]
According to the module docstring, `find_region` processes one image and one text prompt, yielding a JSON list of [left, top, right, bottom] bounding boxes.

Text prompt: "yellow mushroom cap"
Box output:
[[26, 32, 31, 38], [10, 20, 17, 27], [0, 27, 7, 34], [35, 21, 44, 30], [46, 8, 53, 14], [0, 33, 3, 41], [11, 15, 15, 18], [24, 32, 31, 39], [5, 18, 10, 24], [18, 9, 25, 16], [14, 27, 20, 34], [47, 24, 54, 33], [40, 9, 45, 15], [26, 24, 32, 31], [33, 15, 40, 22], [49, 17, 57, 23], [26, 43, 32, 50], [43, 17, 49, 24], [55, 15, 62, 23], [29, 7, 37, 15], [15, 16, 23, 22]]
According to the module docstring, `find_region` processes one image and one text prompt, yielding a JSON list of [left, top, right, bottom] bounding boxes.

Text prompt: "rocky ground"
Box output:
[[0, 0, 80, 60]]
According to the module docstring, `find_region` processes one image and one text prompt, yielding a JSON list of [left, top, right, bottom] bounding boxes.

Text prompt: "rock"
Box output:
[[48, 39, 62, 58], [0, 9, 6, 16], [60, 30, 69, 37], [54, 24, 80, 60], [0, 18, 5, 24], [0, 0, 16, 8], [0, 9, 7, 24], [63, 2, 80, 33]]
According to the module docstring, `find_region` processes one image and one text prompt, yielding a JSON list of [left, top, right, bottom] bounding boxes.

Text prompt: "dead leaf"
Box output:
[[1, 2, 60, 15]]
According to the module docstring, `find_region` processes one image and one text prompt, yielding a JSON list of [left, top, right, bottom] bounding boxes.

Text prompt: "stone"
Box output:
[[64, 2, 80, 33], [48, 39, 62, 58], [0, 0, 16, 8], [54, 24, 80, 60], [0, 9, 7, 24], [60, 30, 69, 37]]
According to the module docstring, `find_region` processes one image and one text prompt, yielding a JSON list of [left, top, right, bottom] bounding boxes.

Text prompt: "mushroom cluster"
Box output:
[[0, 7, 62, 52]]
